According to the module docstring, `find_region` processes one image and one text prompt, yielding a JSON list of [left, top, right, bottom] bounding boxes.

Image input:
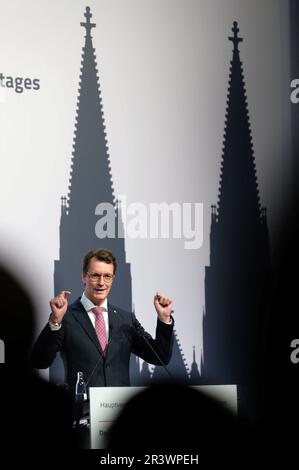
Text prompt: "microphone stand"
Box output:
[[134, 316, 177, 383], [85, 326, 113, 388], [76, 334, 113, 427]]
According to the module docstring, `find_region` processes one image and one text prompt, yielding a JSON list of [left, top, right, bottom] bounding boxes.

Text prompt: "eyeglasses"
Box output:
[[86, 272, 114, 283]]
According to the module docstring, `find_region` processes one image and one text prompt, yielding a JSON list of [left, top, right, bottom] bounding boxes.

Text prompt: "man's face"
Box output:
[[82, 258, 115, 305]]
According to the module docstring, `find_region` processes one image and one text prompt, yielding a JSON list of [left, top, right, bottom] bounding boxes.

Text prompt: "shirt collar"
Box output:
[[81, 292, 108, 313]]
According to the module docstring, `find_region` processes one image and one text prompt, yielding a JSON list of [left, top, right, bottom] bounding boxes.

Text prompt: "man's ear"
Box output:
[[82, 272, 87, 286]]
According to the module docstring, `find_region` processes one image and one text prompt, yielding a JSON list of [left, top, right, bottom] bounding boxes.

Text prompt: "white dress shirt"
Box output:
[[80, 292, 109, 340]]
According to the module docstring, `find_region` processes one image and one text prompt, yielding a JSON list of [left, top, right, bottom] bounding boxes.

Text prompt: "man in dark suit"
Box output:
[[31, 248, 174, 397]]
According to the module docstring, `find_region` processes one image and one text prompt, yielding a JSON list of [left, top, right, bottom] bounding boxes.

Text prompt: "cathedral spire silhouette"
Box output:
[[190, 346, 201, 384], [217, 21, 261, 231], [52, 6, 135, 384], [66, 6, 115, 219], [202, 22, 271, 422]]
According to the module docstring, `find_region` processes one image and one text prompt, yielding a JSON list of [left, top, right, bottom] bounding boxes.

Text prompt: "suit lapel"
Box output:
[[106, 303, 119, 356], [71, 299, 103, 355], [71, 299, 120, 357]]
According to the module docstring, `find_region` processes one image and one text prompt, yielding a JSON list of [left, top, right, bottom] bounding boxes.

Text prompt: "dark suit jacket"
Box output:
[[31, 298, 174, 396]]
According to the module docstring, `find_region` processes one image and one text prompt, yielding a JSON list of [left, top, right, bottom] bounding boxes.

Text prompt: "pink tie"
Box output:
[[92, 306, 107, 354]]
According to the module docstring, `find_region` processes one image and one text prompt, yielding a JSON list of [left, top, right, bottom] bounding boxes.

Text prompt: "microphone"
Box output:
[[73, 324, 113, 425], [133, 317, 176, 382], [85, 324, 113, 388]]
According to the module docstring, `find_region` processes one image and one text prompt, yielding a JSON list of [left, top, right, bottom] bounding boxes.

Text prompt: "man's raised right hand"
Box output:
[[49, 290, 71, 324]]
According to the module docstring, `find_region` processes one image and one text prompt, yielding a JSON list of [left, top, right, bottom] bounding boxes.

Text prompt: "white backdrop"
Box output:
[[0, 0, 292, 373]]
